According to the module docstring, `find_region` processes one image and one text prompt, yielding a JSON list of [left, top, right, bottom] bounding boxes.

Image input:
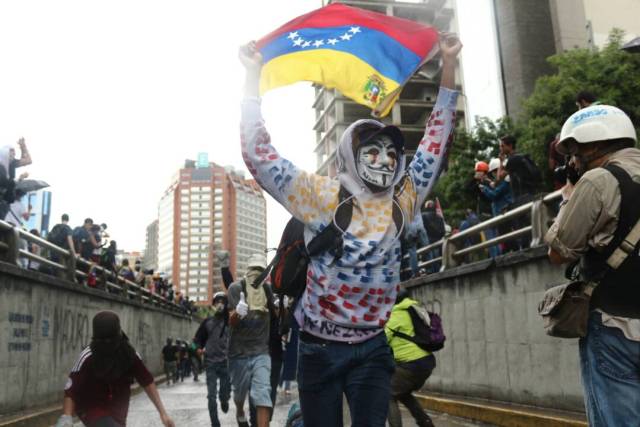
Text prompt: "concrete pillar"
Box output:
[[493, 0, 557, 117], [548, 0, 589, 52]]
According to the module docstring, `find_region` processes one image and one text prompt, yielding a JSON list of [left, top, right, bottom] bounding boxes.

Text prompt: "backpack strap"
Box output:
[[306, 185, 352, 259], [262, 283, 277, 319], [241, 278, 276, 318], [602, 164, 640, 269]]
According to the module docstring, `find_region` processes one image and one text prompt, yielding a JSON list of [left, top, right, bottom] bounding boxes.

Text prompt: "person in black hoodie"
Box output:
[[195, 292, 231, 427]]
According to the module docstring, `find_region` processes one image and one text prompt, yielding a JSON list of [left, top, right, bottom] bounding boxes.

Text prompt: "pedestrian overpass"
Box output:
[[0, 190, 589, 426]]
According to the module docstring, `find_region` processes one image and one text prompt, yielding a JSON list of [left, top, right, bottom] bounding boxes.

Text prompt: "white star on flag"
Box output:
[[340, 33, 352, 41], [313, 40, 325, 47], [287, 31, 299, 40], [293, 38, 304, 46], [327, 38, 339, 45], [302, 40, 312, 48], [349, 26, 361, 34]]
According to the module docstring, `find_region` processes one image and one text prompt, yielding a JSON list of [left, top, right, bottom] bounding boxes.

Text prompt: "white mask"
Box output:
[[356, 136, 398, 189]]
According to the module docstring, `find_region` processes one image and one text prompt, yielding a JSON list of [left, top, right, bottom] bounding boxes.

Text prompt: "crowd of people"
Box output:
[[15, 26, 637, 427], [400, 91, 613, 279], [0, 201, 197, 314], [403, 123, 564, 278]]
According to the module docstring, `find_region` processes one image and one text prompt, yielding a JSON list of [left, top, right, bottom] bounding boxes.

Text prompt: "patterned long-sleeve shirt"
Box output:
[[241, 87, 458, 342]]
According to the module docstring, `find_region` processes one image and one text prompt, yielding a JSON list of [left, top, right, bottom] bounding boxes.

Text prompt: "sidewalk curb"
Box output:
[[415, 394, 588, 427], [0, 376, 167, 427]]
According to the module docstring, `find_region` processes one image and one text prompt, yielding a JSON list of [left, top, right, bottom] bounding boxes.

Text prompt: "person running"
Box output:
[[227, 253, 274, 427], [238, 33, 461, 426], [161, 338, 178, 386], [55, 311, 174, 427], [195, 291, 231, 427]]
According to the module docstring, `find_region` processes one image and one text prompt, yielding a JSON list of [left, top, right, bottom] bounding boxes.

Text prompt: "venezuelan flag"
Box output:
[[256, 3, 439, 118]]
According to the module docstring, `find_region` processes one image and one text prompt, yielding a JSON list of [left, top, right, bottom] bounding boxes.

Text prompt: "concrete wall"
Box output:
[[493, 0, 557, 117], [405, 246, 584, 412], [0, 262, 198, 416]]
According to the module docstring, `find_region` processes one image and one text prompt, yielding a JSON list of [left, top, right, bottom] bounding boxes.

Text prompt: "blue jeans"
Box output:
[[298, 333, 394, 427], [206, 361, 231, 427], [483, 228, 501, 258], [579, 311, 640, 426], [409, 229, 429, 277]]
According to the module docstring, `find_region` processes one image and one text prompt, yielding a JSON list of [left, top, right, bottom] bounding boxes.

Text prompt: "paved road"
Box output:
[[124, 377, 494, 427]]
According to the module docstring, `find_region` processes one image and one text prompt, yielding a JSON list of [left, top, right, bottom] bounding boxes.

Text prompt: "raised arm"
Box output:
[[406, 34, 462, 214], [239, 42, 334, 227], [15, 138, 32, 167]]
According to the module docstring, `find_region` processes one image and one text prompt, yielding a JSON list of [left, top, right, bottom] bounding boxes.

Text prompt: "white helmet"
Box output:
[[247, 253, 267, 270], [557, 105, 636, 155], [488, 158, 501, 173]]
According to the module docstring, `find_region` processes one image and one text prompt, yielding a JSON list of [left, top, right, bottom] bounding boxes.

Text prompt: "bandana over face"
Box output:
[[356, 136, 398, 189]]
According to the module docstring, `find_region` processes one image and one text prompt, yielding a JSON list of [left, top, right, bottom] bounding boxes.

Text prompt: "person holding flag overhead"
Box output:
[[239, 17, 461, 427]]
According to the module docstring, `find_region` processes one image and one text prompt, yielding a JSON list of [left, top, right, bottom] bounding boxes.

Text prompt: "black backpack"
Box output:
[[47, 224, 68, 248], [268, 185, 405, 303], [512, 153, 542, 194]]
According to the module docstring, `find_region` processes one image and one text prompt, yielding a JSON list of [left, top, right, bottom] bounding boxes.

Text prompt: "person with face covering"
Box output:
[[227, 253, 275, 427], [194, 291, 231, 427], [239, 33, 461, 427], [56, 311, 175, 427]]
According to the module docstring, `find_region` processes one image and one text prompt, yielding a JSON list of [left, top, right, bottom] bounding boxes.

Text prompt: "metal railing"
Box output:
[[403, 190, 563, 274], [0, 220, 186, 315]]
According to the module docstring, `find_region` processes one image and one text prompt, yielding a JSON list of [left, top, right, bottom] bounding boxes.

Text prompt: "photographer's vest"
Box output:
[[580, 164, 640, 319]]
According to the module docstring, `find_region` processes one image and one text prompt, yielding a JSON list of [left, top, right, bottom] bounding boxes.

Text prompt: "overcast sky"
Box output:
[[0, 0, 501, 253]]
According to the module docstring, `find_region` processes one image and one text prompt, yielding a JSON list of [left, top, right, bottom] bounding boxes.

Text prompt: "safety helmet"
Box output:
[[488, 158, 501, 173], [557, 105, 637, 155], [247, 253, 267, 270], [212, 292, 227, 303], [474, 161, 489, 173]]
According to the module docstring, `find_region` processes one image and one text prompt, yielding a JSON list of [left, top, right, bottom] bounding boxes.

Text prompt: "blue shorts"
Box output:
[[228, 354, 272, 408]]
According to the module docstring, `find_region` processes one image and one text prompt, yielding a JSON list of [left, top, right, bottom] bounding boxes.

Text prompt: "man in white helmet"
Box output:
[[545, 104, 640, 424], [227, 253, 275, 427]]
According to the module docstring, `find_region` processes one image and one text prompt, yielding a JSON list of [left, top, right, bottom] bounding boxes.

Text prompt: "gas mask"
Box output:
[[214, 303, 224, 314], [356, 136, 398, 189]]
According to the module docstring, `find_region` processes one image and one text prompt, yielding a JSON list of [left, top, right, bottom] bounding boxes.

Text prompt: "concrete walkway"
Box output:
[[124, 377, 494, 427]]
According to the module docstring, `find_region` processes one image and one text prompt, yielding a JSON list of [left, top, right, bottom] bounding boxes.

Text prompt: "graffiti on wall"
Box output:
[[53, 307, 90, 358]]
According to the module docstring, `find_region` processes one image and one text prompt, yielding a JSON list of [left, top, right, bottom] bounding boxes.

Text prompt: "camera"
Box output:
[[554, 164, 580, 185]]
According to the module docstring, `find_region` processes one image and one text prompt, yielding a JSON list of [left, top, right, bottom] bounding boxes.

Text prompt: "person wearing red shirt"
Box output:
[[55, 311, 175, 427]]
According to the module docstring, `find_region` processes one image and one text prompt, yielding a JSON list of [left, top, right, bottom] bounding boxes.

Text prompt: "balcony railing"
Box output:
[[0, 220, 187, 315], [402, 190, 563, 274]]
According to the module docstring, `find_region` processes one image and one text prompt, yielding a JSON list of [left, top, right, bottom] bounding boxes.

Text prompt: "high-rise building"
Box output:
[[117, 250, 143, 267], [494, 0, 640, 116], [24, 190, 52, 236], [315, 0, 464, 176], [156, 156, 267, 305], [143, 219, 159, 271]]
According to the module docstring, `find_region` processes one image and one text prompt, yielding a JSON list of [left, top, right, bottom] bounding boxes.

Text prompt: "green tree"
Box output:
[[518, 29, 640, 181], [433, 29, 640, 223], [432, 116, 515, 226]]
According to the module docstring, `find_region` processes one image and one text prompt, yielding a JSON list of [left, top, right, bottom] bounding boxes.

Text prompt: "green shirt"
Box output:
[[385, 298, 430, 363]]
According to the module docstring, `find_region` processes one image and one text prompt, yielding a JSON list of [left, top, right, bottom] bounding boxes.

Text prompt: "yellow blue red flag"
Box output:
[[256, 3, 439, 117]]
